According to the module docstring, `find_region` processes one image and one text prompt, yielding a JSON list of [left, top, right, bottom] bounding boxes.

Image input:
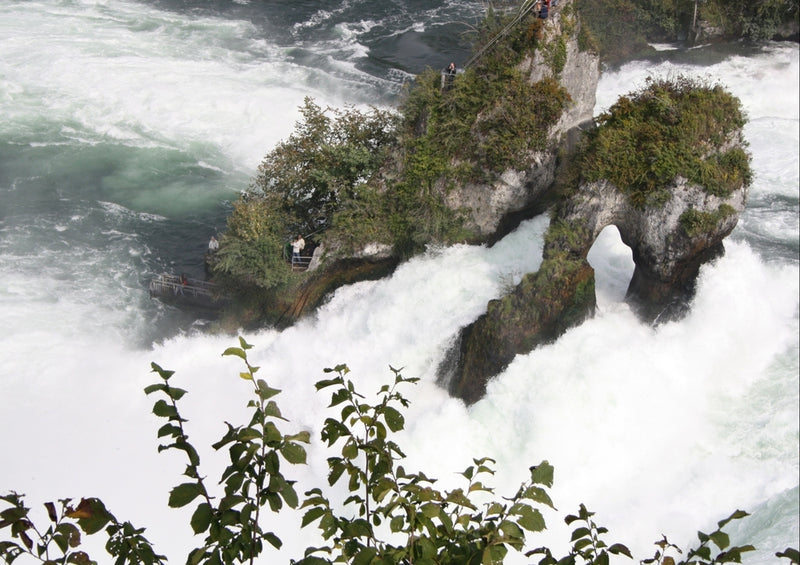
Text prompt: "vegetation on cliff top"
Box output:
[[213, 3, 573, 293], [211, 0, 760, 312], [577, 0, 799, 63], [575, 74, 751, 207]]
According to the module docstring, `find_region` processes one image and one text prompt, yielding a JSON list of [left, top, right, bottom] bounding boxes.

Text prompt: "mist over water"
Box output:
[[0, 1, 797, 563]]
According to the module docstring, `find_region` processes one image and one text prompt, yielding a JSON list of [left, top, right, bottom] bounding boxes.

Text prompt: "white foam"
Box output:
[[0, 0, 384, 171]]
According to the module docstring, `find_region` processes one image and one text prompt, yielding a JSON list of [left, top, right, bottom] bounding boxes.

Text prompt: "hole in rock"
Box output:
[[586, 225, 635, 308]]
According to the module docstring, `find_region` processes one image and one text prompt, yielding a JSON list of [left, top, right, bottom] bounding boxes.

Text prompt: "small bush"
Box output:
[[578, 75, 750, 207], [680, 204, 737, 237]]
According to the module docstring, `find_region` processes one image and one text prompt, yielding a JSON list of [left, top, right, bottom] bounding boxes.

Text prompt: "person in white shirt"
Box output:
[[291, 235, 305, 265]]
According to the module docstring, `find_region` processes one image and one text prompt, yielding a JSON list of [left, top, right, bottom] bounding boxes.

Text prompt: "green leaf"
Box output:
[[530, 461, 554, 487], [776, 548, 800, 563], [264, 531, 282, 549], [168, 483, 203, 508], [315, 377, 343, 391], [222, 347, 246, 360], [486, 502, 505, 516], [67, 498, 112, 536], [522, 486, 555, 509], [152, 399, 178, 419], [302, 507, 326, 528], [570, 526, 591, 542], [287, 430, 311, 444], [44, 502, 57, 523], [420, 503, 439, 518], [219, 495, 245, 512], [143, 383, 166, 395], [330, 389, 349, 408], [167, 387, 187, 401], [66, 550, 91, 565], [190, 503, 212, 534], [720, 545, 756, 562], [390, 515, 405, 533], [237, 428, 261, 442], [264, 400, 284, 419], [573, 538, 593, 552], [281, 441, 308, 465], [717, 510, 749, 529], [342, 441, 358, 460], [695, 545, 712, 560], [352, 547, 378, 565], [709, 530, 730, 551], [608, 543, 632, 558], [516, 506, 546, 533], [382, 406, 404, 432], [445, 489, 476, 510], [55, 522, 80, 549], [483, 544, 507, 565], [157, 423, 182, 439], [328, 460, 346, 486], [188, 547, 206, 565], [280, 483, 300, 509], [257, 379, 281, 401], [263, 421, 283, 444], [149, 362, 174, 381], [499, 519, 524, 540]]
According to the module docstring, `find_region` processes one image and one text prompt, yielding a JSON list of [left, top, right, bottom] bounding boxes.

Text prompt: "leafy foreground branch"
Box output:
[[2, 339, 798, 565]]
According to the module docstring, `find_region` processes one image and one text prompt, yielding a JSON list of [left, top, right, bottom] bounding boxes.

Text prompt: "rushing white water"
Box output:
[[0, 1, 797, 563]]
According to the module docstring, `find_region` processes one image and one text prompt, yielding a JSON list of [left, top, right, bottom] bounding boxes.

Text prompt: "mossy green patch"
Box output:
[[577, 75, 750, 207], [679, 204, 737, 238]]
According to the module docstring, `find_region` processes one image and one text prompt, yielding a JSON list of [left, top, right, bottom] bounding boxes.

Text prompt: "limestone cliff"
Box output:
[[443, 2, 600, 238], [293, 0, 600, 321], [445, 76, 752, 404]]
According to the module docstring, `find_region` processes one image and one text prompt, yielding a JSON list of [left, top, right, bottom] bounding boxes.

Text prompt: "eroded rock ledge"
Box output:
[[444, 98, 751, 404]]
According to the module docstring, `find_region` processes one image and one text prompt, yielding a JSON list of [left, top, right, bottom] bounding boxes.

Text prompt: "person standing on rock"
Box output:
[[291, 234, 305, 266]]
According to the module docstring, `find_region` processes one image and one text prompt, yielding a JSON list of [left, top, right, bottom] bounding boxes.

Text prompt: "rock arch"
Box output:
[[586, 225, 634, 306], [444, 174, 748, 405]]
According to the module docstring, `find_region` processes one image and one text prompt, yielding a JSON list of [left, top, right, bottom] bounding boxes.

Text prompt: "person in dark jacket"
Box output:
[[539, 0, 549, 19]]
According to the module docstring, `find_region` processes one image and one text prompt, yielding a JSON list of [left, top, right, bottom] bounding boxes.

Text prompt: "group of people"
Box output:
[[208, 233, 308, 269]]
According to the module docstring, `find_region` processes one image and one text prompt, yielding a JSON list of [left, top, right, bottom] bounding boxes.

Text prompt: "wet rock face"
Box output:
[[445, 142, 750, 405], [446, 7, 601, 239], [561, 173, 748, 318], [447, 254, 596, 405]]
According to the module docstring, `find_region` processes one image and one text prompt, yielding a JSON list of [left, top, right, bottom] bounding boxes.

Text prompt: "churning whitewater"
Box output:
[[0, 1, 797, 564]]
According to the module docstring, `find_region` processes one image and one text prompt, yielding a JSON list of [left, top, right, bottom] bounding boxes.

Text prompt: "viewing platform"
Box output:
[[149, 273, 229, 309]]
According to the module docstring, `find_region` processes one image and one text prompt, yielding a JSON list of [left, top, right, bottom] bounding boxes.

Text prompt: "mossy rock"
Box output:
[[449, 255, 595, 404]]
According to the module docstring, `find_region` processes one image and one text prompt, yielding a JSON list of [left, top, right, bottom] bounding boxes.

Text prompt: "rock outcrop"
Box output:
[[445, 78, 752, 403], [445, 3, 600, 239], [287, 0, 601, 319]]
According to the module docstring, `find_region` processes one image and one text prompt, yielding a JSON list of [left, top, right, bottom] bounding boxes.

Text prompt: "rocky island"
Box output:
[[208, 0, 761, 404]]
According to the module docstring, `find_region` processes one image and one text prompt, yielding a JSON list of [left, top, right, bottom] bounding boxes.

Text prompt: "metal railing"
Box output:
[[149, 273, 217, 300], [462, 0, 546, 70], [291, 256, 311, 272]]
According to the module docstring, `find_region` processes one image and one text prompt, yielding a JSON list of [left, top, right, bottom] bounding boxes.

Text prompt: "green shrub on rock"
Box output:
[[577, 75, 750, 207]]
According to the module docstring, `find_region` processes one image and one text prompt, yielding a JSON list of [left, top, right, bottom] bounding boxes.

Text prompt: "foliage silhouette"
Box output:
[[2, 340, 796, 565]]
